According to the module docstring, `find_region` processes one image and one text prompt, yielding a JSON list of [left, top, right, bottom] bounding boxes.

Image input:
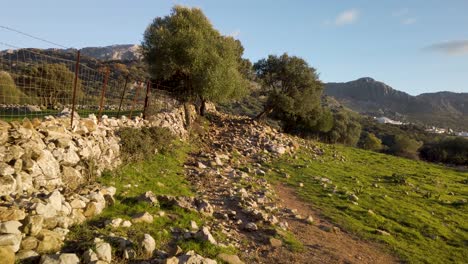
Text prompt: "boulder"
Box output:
[[131, 212, 153, 224], [36, 230, 63, 253], [15, 249, 40, 262], [35, 203, 57, 218], [95, 240, 112, 262], [82, 248, 98, 263], [196, 227, 217, 245], [40, 253, 80, 264], [217, 253, 244, 264], [140, 234, 156, 258], [23, 215, 44, 236], [20, 236, 39, 251], [0, 175, 16, 196], [36, 150, 60, 181], [0, 163, 15, 176], [61, 166, 82, 189], [138, 191, 159, 206], [0, 233, 22, 252], [0, 207, 25, 221], [48, 190, 63, 211], [0, 246, 15, 264], [177, 251, 217, 264], [0, 221, 22, 234]]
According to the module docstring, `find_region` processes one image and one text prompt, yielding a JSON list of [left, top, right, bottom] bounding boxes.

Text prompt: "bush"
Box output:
[[388, 135, 423, 160], [359, 132, 383, 151], [119, 127, 175, 162], [420, 137, 468, 165], [0, 71, 28, 104]]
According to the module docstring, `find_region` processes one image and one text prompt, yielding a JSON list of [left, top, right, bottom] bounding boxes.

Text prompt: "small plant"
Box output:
[[352, 186, 365, 195], [119, 126, 175, 162], [391, 173, 408, 185]]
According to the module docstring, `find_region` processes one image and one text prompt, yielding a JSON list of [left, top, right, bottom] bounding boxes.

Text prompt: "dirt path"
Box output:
[[274, 184, 398, 264], [186, 113, 399, 263]]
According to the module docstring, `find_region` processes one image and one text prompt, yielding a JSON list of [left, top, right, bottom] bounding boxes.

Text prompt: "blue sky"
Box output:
[[1, 0, 467, 95]]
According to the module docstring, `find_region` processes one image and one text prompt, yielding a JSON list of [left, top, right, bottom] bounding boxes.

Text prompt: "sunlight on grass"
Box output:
[[266, 141, 468, 264]]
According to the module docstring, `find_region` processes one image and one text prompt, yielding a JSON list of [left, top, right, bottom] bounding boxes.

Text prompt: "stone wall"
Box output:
[[0, 104, 197, 261], [0, 103, 197, 196]]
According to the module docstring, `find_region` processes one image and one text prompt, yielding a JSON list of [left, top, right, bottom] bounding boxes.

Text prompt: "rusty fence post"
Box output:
[[117, 76, 129, 118], [143, 80, 151, 119], [70, 50, 81, 127], [98, 67, 110, 122], [129, 81, 141, 119]]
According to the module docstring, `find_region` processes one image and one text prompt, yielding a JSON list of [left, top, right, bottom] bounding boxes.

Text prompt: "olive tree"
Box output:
[[141, 6, 248, 115], [253, 53, 324, 133]]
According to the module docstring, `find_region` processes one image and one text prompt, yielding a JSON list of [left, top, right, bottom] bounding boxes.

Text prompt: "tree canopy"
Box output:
[[253, 54, 324, 127], [141, 5, 248, 115], [0, 71, 28, 104]]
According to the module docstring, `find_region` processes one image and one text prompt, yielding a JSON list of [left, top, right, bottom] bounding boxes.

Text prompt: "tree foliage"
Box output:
[[420, 137, 468, 165], [0, 71, 28, 104], [18, 64, 82, 107], [326, 110, 362, 146], [359, 132, 383, 151], [388, 135, 423, 160], [141, 6, 248, 114], [253, 53, 324, 129]]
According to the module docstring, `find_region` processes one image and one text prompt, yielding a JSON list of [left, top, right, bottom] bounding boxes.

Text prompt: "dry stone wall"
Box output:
[[0, 104, 196, 262], [0, 104, 196, 196]]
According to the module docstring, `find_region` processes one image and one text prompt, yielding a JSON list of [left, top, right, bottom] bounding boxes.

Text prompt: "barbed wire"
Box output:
[[0, 25, 71, 49]]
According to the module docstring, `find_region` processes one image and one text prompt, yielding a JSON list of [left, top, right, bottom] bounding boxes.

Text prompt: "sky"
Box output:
[[1, 0, 467, 95]]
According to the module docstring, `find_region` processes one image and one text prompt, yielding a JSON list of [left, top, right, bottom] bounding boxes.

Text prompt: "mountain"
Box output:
[[63, 44, 141, 61], [324, 78, 468, 131]]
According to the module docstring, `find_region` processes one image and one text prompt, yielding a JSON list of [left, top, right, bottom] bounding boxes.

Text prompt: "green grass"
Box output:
[[65, 141, 236, 261], [265, 142, 468, 264]]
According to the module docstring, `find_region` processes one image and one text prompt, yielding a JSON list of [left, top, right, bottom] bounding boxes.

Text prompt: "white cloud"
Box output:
[[335, 9, 360, 26], [425, 40, 468, 55], [401, 18, 417, 25], [228, 29, 240, 38]]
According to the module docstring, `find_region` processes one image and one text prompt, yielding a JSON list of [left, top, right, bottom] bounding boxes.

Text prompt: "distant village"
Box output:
[[374, 116, 468, 137]]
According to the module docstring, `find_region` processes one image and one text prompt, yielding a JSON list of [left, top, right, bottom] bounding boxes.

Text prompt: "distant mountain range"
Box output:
[[325, 78, 468, 131], [63, 44, 141, 61]]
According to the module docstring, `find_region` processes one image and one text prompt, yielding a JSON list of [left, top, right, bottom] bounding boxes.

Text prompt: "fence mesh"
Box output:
[[0, 44, 172, 123]]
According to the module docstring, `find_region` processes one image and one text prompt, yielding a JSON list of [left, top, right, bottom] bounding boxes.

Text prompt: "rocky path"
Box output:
[[185, 112, 399, 263]]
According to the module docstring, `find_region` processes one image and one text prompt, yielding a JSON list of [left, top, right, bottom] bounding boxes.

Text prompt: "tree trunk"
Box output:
[[254, 106, 273, 120], [199, 99, 207, 117], [183, 102, 192, 128]]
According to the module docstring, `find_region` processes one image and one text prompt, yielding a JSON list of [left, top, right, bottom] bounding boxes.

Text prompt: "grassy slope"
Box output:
[[65, 141, 235, 261], [265, 142, 468, 264]]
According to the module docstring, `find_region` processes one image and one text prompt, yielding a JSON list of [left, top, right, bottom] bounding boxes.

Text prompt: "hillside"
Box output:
[[325, 78, 468, 131], [61, 44, 141, 61]]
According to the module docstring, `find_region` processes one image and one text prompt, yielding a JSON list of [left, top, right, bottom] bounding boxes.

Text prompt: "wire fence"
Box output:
[[0, 43, 177, 125]]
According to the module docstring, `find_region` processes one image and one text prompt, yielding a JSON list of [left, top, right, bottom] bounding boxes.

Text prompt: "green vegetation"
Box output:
[[18, 63, 82, 107], [420, 137, 468, 166], [0, 71, 29, 104], [253, 54, 324, 129], [359, 132, 383, 151], [119, 126, 175, 162], [265, 142, 468, 263], [66, 140, 235, 260], [141, 5, 249, 115]]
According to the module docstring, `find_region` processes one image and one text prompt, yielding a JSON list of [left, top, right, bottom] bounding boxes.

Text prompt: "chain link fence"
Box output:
[[0, 44, 175, 124]]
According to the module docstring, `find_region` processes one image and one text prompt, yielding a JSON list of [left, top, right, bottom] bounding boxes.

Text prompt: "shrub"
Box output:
[[119, 126, 175, 162], [359, 132, 383, 151]]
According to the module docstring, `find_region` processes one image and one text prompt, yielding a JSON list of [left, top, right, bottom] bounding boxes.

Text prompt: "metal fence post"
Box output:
[[98, 67, 110, 122], [70, 50, 81, 127], [117, 76, 129, 118], [129, 81, 141, 119], [143, 80, 151, 119]]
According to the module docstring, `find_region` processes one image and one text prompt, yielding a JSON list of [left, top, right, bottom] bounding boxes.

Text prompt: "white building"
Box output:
[[375, 117, 403, 125]]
